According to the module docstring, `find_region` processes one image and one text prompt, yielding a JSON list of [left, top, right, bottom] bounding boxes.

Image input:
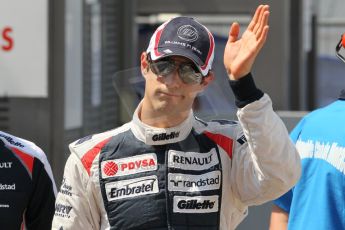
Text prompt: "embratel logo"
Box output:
[[168, 171, 221, 192], [101, 153, 157, 178], [105, 175, 159, 201], [168, 148, 219, 171], [152, 131, 180, 142], [177, 25, 198, 42], [173, 195, 219, 213]]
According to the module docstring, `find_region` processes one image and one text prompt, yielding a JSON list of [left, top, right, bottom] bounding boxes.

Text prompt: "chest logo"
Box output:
[[168, 171, 221, 192], [168, 148, 219, 171], [101, 153, 157, 178], [173, 195, 219, 213], [105, 175, 159, 201]]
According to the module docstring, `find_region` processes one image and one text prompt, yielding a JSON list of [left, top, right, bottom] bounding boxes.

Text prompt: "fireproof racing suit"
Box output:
[[0, 131, 57, 230], [52, 75, 301, 230]]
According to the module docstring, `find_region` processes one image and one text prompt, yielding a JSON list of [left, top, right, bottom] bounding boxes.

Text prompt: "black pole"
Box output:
[[307, 14, 317, 110], [289, 0, 301, 110]]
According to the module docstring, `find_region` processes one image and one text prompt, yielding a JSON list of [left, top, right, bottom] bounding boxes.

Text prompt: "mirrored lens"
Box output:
[[178, 65, 203, 84], [150, 61, 175, 76], [148, 56, 204, 85]]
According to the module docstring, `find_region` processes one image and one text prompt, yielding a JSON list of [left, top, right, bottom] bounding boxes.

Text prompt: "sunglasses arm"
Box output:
[[335, 35, 345, 63]]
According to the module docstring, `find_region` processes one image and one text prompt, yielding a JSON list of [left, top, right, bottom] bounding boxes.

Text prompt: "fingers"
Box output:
[[255, 10, 270, 40], [257, 25, 269, 50], [248, 5, 264, 31], [249, 5, 270, 38], [228, 22, 240, 43]]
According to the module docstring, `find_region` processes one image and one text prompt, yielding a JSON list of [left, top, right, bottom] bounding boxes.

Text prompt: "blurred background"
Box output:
[[1, 0, 344, 229]]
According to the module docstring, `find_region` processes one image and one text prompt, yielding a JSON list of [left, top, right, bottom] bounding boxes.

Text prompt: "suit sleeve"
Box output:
[[273, 118, 305, 212], [25, 158, 56, 230], [52, 153, 100, 230], [229, 93, 302, 206]]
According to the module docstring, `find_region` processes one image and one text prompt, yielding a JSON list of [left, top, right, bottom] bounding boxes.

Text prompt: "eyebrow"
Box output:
[[170, 57, 193, 65]]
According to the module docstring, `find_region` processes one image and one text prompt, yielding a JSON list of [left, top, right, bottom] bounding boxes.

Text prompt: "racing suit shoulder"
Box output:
[[52, 124, 131, 229], [69, 123, 131, 173], [0, 131, 52, 169], [194, 116, 241, 142], [0, 131, 56, 190]]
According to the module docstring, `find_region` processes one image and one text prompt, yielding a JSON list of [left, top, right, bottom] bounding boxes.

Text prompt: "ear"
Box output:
[[140, 52, 149, 76], [200, 71, 215, 88]]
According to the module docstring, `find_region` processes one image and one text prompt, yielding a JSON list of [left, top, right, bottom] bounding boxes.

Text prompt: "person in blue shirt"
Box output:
[[269, 33, 345, 230]]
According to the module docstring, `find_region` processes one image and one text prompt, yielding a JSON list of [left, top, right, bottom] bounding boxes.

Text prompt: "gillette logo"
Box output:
[[178, 199, 215, 209], [0, 133, 24, 148], [152, 132, 180, 141], [173, 195, 219, 213]]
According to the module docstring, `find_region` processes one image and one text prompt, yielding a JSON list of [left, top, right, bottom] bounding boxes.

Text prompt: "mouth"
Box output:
[[158, 91, 181, 98]]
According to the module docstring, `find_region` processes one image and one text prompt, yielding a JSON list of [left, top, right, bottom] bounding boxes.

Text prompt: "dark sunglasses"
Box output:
[[147, 54, 204, 85], [336, 34, 345, 63]]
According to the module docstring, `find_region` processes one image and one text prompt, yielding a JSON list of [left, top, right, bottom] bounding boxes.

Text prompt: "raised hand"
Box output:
[[224, 5, 270, 80]]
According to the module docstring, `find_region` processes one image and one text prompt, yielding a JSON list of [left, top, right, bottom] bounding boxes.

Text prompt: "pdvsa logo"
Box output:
[[103, 161, 118, 176], [177, 25, 198, 42], [152, 131, 180, 141], [173, 195, 219, 213], [101, 153, 157, 178]]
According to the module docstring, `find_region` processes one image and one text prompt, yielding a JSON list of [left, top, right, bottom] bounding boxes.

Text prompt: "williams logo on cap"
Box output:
[[177, 25, 199, 42]]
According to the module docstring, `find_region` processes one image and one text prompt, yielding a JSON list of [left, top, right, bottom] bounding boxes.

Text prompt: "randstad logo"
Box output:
[[177, 25, 198, 42], [152, 131, 180, 141]]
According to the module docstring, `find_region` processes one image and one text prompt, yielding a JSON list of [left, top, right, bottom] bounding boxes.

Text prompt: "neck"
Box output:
[[140, 100, 190, 128]]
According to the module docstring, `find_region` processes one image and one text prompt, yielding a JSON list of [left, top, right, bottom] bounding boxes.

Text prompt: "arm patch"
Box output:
[[236, 135, 247, 145]]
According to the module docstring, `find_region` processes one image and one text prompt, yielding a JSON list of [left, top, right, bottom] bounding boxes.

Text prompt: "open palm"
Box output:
[[224, 5, 270, 80]]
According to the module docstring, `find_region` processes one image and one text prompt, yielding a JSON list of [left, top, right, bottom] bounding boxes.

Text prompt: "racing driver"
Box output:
[[52, 5, 301, 230]]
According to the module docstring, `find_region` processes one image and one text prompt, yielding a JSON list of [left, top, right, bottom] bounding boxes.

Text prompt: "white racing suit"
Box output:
[[52, 76, 301, 230]]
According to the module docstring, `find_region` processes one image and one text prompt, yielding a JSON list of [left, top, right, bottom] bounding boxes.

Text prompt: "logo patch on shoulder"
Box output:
[[173, 195, 219, 213], [236, 135, 247, 145], [55, 203, 73, 219], [101, 153, 157, 178], [105, 175, 159, 201]]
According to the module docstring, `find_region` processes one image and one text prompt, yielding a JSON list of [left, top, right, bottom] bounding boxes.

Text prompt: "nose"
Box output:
[[163, 70, 182, 87]]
